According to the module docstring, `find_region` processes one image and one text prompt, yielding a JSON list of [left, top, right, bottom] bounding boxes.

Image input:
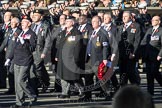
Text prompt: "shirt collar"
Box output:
[[153, 25, 159, 30], [94, 27, 101, 34], [12, 27, 17, 32], [23, 28, 29, 33], [67, 27, 73, 32], [80, 23, 87, 31], [5, 21, 10, 26], [125, 21, 132, 28]]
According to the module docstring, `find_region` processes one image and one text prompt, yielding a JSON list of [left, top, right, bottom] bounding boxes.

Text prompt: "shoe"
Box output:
[[10, 104, 24, 108], [29, 97, 37, 103], [78, 96, 92, 102], [28, 96, 37, 107], [4, 90, 15, 95], [58, 94, 70, 98]]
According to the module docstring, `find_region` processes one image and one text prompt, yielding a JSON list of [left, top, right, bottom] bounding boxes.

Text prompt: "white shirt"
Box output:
[[79, 23, 87, 32], [124, 21, 132, 29]]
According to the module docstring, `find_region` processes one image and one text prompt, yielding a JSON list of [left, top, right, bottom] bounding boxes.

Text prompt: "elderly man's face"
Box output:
[[65, 19, 74, 28], [151, 16, 161, 26], [104, 14, 111, 24], [122, 12, 131, 24], [21, 19, 31, 30], [11, 18, 19, 29], [4, 12, 12, 23], [92, 17, 100, 29]]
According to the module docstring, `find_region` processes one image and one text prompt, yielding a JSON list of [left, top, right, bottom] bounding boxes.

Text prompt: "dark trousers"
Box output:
[[35, 60, 50, 87], [33, 51, 50, 88], [146, 60, 162, 95], [14, 64, 36, 106], [0, 54, 7, 88], [7, 71, 15, 91], [110, 73, 119, 91], [52, 63, 62, 92], [119, 58, 140, 86], [84, 58, 110, 98]]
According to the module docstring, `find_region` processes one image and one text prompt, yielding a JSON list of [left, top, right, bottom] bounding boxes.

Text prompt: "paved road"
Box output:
[[0, 74, 162, 108]]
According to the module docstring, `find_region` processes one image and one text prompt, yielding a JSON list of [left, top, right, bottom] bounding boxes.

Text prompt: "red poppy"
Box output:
[[130, 24, 134, 28], [40, 28, 43, 32], [156, 29, 159, 32], [5, 25, 8, 29], [98, 62, 107, 80], [82, 29, 86, 32]]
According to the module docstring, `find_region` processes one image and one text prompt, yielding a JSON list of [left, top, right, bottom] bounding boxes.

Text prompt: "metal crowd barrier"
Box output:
[[0, 7, 161, 16]]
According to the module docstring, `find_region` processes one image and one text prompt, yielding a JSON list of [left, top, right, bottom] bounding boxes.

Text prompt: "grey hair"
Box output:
[[11, 17, 20, 23]]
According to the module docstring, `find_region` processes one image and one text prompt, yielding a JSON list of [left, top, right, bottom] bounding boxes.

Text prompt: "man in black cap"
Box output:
[[31, 9, 51, 93], [55, 16, 84, 98], [8, 15, 37, 108]]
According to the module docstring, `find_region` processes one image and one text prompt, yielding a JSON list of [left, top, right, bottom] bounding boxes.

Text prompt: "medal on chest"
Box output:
[[96, 36, 101, 46]]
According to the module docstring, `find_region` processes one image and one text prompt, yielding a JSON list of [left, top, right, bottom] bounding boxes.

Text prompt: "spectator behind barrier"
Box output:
[[112, 85, 155, 108]]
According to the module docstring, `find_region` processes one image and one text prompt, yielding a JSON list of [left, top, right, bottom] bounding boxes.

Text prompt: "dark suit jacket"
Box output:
[[31, 21, 51, 55], [9, 28, 37, 66], [141, 27, 162, 61], [101, 24, 118, 55], [50, 25, 63, 63], [117, 22, 141, 58], [0, 28, 21, 59], [78, 23, 93, 68], [86, 28, 109, 66], [109, 23, 117, 36]]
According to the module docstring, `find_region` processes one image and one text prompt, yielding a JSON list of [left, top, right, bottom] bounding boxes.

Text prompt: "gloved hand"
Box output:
[[4, 59, 11, 66], [18, 36, 25, 44]]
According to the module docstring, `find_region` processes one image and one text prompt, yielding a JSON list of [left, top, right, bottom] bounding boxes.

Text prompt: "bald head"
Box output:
[[151, 15, 161, 27]]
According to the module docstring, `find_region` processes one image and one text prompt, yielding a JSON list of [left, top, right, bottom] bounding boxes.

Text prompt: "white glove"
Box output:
[[19, 36, 25, 44], [4, 59, 10, 66]]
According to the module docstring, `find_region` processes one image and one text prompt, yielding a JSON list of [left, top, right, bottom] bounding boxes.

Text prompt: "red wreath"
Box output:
[[98, 62, 108, 80]]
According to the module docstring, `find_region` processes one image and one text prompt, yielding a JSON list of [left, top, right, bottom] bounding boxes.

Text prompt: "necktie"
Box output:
[[7, 30, 13, 46], [33, 24, 38, 33], [78, 25, 82, 31], [151, 28, 156, 36], [20, 31, 24, 38], [123, 24, 127, 31], [104, 26, 108, 30], [87, 31, 96, 55], [2, 24, 6, 30]]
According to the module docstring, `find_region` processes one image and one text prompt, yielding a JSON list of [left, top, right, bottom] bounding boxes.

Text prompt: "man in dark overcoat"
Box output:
[[55, 16, 83, 98]]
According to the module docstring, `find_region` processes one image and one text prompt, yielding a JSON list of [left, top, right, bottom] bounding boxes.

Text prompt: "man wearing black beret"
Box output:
[[30, 9, 51, 94], [8, 15, 37, 108]]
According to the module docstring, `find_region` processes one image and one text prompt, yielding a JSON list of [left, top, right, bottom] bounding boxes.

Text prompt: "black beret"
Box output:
[[22, 15, 32, 22], [33, 9, 44, 15], [66, 16, 75, 20]]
